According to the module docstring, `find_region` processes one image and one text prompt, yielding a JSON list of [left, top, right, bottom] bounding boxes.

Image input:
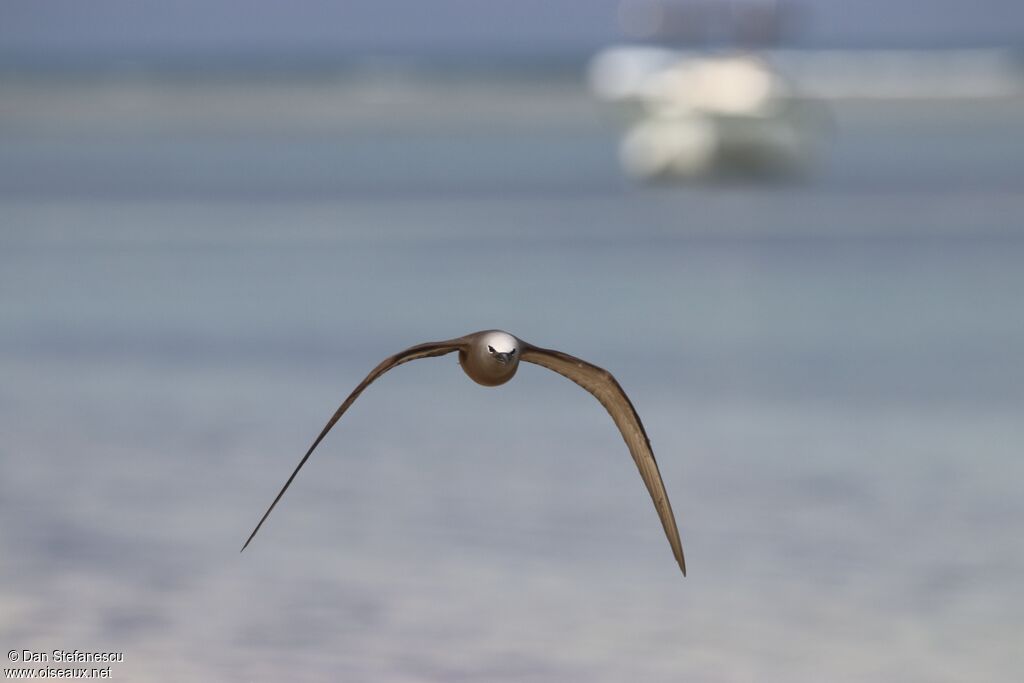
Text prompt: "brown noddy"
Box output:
[[241, 330, 685, 576]]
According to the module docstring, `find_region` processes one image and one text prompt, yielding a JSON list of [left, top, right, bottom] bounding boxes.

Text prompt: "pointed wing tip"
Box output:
[[240, 528, 259, 553]]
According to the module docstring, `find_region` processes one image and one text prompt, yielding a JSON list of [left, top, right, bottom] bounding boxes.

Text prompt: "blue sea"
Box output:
[[2, 73, 1023, 681]]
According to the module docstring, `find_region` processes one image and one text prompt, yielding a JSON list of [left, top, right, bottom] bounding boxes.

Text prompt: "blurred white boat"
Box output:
[[590, 44, 1022, 181], [591, 50, 829, 180]]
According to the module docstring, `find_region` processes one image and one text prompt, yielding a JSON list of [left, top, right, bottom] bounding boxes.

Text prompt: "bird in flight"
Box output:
[[241, 330, 686, 576]]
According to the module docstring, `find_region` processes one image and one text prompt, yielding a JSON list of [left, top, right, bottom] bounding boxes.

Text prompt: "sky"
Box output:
[[1, 0, 1023, 61]]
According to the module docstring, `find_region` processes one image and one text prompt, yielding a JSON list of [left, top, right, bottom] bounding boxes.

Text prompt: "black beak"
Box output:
[[494, 352, 512, 365]]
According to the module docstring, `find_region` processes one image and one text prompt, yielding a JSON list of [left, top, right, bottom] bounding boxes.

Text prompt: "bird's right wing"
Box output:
[[241, 336, 470, 551], [520, 342, 685, 576]]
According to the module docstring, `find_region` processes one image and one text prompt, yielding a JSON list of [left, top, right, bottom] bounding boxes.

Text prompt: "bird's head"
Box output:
[[460, 330, 521, 386]]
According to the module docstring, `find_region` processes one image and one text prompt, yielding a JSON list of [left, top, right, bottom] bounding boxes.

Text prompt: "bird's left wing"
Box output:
[[519, 342, 686, 576], [241, 336, 469, 551]]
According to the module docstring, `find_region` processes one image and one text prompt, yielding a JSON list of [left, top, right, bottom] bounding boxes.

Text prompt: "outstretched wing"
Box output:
[[520, 342, 686, 576], [241, 336, 469, 551]]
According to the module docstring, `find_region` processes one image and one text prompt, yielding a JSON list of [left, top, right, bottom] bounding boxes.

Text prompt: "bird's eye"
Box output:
[[509, 349, 516, 355], [487, 345, 495, 354]]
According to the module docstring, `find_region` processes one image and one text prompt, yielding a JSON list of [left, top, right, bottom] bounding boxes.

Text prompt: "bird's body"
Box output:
[[242, 329, 686, 576], [459, 330, 520, 386]]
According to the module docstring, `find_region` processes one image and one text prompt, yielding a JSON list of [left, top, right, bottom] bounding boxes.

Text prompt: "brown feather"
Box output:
[[241, 336, 468, 551], [519, 342, 686, 576]]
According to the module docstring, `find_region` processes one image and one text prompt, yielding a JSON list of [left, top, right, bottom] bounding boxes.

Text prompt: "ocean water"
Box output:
[[1, 76, 1023, 682]]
